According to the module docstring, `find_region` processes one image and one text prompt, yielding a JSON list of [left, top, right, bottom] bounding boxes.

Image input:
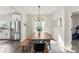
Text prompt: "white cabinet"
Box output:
[[0, 15, 10, 39], [0, 14, 21, 40], [0, 30, 10, 39]]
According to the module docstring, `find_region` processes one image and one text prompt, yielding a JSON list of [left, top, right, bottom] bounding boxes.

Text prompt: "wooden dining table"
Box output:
[[27, 32, 52, 40], [18, 32, 53, 53]]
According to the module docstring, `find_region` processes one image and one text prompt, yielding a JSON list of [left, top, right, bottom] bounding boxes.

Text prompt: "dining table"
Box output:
[[18, 32, 53, 53]]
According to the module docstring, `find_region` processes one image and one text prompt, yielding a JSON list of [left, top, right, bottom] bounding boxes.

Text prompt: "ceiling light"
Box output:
[[33, 6, 45, 21]]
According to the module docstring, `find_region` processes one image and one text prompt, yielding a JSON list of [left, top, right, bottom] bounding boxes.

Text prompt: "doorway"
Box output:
[[71, 11, 79, 52]]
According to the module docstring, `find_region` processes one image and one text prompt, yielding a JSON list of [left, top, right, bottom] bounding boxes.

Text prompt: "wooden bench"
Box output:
[[17, 39, 31, 52]]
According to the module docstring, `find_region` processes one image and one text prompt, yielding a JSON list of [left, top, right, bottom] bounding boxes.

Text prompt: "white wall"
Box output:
[[44, 16, 52, 34], [20, 14, 27, 41], [26, 15, 33, 36], [51, 7, 64, 47]]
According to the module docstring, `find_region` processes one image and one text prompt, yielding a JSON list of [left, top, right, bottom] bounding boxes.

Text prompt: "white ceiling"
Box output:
[[72, 11, 79, 15], [0, 6, 14, 14], [12, 6, 57, 15], [0, 6, 12, 11], [0, 6, 57, 15]]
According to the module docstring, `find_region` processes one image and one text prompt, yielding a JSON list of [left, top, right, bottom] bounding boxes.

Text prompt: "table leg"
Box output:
[[44, 45, 48, 53]]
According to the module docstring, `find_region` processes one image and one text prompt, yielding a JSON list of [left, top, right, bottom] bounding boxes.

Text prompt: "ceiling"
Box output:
[[0, 6, 57, 15], [72, 11, 79, 15], [0, 6, 14, 14], [12, 6, 57, 15]]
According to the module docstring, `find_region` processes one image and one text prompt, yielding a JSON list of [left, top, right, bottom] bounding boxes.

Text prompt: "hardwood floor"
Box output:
[[0, 39, 75, 53], [72, 40, 79, 53], [0, 40, 20, 53]]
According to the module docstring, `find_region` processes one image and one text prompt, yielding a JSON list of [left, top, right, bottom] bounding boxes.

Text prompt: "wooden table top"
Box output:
[[26, 32, 52, 40], [19, 32, 52, 53]]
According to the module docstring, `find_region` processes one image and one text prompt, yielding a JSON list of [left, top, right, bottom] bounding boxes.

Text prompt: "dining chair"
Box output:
[[33, 41, 46, 53]]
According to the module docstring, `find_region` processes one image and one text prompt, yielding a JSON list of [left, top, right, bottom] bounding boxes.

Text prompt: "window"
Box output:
[[34, 21, 44, 32]]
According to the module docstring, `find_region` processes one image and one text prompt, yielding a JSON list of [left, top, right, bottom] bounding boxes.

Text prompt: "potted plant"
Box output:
[[36, 26, 42, 36]]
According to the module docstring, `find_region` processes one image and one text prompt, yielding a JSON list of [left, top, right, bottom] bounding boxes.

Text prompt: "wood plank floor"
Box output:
[[72, 40, 79, 53], [0, 40, 19, 53], [0, 40, 75, 53]]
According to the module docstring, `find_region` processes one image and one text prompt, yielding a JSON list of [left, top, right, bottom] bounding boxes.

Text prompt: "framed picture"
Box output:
[[52, 20, 56, 27], [55, 18, 62, 27]]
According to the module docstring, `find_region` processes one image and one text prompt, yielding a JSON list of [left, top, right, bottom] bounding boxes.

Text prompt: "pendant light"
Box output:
[[33, 6, 46, 21], [38, 6, 41, 21]]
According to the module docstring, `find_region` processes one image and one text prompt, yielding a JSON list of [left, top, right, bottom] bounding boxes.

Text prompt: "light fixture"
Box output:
[[38, 6, 40, 21], [33, 6, 46, 21]]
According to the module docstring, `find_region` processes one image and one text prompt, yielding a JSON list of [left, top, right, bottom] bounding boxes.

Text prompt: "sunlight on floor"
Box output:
[[58, 33, 64, 47]]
